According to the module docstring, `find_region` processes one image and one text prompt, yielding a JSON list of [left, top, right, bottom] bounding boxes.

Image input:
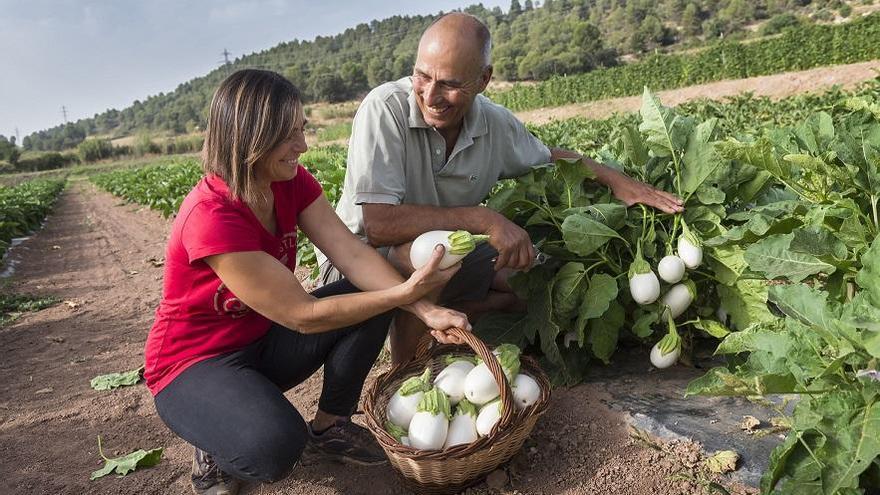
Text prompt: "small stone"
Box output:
[[486, 469, 508, 490], [740, 415, 761, 432]]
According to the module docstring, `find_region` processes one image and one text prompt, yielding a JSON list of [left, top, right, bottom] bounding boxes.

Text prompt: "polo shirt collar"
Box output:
[[407, 85, 488, 141]]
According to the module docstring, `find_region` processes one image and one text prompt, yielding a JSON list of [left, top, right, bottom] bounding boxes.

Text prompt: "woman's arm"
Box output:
[[300, 195, 471, 342], [203, 245, 454, 334], [300, 195, 427, 292]]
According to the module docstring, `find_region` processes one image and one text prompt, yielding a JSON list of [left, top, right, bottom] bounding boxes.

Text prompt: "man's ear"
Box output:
[[478, 65, 493, 93]]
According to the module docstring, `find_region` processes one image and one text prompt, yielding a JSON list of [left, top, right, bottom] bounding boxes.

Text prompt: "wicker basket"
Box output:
[[363, 328, 551, 494]]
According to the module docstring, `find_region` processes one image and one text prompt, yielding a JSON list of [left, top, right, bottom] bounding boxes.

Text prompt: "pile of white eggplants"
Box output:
[[384, 344, 541, 450], [627, 229, 704, 369]]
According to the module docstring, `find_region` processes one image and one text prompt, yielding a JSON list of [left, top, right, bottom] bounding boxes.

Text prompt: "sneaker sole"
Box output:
[[300, 448, 388, 467]]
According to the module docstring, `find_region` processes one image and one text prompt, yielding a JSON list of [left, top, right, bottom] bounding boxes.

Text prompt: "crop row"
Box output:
[[0, 179, 66, 259], [488, 12, 880, 112]]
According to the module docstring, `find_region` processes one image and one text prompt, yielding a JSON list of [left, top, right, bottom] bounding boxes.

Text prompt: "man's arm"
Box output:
[[361, 203, 492, 247], [362, 203, 536, 271], [549, 147, 684, 214]]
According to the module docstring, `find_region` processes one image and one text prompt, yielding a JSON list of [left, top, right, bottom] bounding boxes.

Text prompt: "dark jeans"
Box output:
[[153, 279, 392, 482]]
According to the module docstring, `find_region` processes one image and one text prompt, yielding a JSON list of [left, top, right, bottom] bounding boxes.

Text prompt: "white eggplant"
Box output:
[[476, 399, 503, 437], [512, 373, 541, 409], [650, 343, 680, 368], [677, 236, 703, 269], [386, 368, 431, 429], [465, 344, 521, 405], [629, 272, 661, 304], [443, 399, 479, 448], [628, 244, 660, 305], [408, 387, 451, 450], [651, 311, 682, 369], [434, 362, 470, 405], [660, 281, 696, 320], [657, 255, 686, 284], [410, 230, 490, 270], [463, 363, 499, 405]]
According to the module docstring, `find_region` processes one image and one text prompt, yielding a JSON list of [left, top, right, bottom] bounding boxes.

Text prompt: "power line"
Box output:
[[219, 49, 233, 75]]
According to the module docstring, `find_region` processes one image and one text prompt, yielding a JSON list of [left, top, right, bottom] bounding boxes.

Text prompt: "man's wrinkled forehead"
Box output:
[[415, 38, 484, 79]]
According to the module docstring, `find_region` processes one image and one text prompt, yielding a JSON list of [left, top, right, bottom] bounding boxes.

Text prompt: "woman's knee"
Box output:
[[232, 422, 308, 482]]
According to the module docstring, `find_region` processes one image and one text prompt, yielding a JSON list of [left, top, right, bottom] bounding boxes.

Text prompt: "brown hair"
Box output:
[[202, 69, 302, 204]]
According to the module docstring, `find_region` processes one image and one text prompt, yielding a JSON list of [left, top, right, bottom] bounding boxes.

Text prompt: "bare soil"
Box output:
[[0, 181, 753, 494], [514, 60, 880, 125]]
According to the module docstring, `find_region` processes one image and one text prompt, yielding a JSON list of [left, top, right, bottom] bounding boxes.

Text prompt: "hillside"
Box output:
[[21, 0, 868, 152]]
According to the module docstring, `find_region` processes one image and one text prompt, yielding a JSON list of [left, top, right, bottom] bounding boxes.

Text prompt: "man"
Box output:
[[319, 12, 683, 366]]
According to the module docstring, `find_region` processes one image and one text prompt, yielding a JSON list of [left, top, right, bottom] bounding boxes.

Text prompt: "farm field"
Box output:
[[0, 179, 753, 495], [3, 71, 880, 494]]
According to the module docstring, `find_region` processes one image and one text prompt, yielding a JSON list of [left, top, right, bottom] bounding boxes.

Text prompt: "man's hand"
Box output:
[[485, 211, 535, 271], [605, 168, 684, 214]]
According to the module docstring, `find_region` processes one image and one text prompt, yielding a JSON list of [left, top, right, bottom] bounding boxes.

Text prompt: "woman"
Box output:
[[144, 69, 471, 495]]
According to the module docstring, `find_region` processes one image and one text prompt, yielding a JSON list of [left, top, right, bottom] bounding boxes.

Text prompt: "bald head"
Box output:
[[419, 13, 492, 70]]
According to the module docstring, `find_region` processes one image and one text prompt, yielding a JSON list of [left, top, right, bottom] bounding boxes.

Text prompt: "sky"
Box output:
[[0, 0, 510, 143]]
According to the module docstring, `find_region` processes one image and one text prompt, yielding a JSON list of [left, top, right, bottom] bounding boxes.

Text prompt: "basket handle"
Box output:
[[439, 327, 517, 434]]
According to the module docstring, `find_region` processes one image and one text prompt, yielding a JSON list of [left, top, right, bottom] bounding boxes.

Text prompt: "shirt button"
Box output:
[[435, 148, 441, 155]]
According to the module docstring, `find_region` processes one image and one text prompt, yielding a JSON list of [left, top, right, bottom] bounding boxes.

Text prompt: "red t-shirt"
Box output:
[[144, 167, 323, 395]]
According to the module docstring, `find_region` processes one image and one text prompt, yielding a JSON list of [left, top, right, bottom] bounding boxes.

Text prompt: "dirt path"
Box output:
[[0, 182, 750, 494], [515, 60, 880, 125]]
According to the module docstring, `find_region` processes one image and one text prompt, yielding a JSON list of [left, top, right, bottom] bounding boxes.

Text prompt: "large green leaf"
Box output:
[[789, 227, 848, 260], [564, 203, 627, 230], [555, 158, 595, 208], [745, 233, 835, 282], [561, 213, 624, 256], [708, 245, 748, 286], [681, 118, 721, 196], [857, 237, 880, 306], [638, 87, 693, 157], [575, 273, 619, 342], [552, 262, 586, 320], [589, 301, 625, 364], [768, 284, 837, 337], [716, 137, 793, 180], [620, 124, 649, 171], [716, 279, 775, 330]]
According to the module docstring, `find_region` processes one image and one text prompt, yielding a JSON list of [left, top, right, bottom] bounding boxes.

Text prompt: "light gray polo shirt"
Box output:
[[318, 77, 551, 262]]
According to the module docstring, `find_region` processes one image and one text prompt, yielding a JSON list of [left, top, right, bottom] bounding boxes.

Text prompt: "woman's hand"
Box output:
[[402, 245, 460, 302], [416, 304, 471, 345]]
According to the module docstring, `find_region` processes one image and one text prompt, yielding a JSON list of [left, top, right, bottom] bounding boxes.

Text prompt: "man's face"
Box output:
[[412, 44, 490, 133]]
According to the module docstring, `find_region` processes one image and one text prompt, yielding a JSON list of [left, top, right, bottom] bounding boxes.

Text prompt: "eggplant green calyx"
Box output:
[[455, 398, 479, 418], [680, 221, 702, 248], [417, 387, 452, 419], [399, 367, 432, 396], [478, 343, 522, 379], [447, 230, 490, 255], [443, 354, 477, 366], [628, 242, 652, 278], [657, 312, 682, 356], [385, 421, 408, 441]]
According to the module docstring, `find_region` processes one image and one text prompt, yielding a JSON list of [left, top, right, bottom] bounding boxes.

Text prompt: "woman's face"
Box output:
[[257, 104, 308, 184]]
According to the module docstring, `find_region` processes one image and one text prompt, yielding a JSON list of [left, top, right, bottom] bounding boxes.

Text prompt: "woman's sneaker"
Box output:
[[305, 419, 388, 466], [191, 448, 241, 495]]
